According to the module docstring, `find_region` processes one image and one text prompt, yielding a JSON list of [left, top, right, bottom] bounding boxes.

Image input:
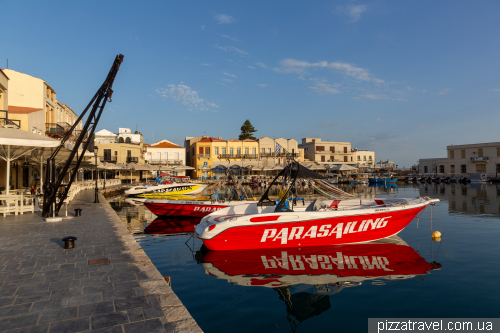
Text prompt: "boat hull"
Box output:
[[200, 206, 426, 251], [144, 201, 230, 217]]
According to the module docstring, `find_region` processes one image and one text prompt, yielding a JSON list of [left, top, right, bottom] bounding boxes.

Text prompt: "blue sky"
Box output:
[[3, 1, 500, 167]]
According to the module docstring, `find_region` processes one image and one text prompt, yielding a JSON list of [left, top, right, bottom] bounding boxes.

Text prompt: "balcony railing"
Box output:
[[46, 123, 65, 136], [260, 153, 299, 158], [126, 157, 138, 163], [198, 154, 211, 159], [471, 156, 489, 162], [58, 122, 72, 134], [149, 159, 182, 165], [103, 156, 117, 163], [243, 154, 258, 159], [0, 110, 21, 129]]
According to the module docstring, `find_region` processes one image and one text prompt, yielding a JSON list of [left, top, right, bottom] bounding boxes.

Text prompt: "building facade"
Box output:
[[419, 142, 500, 176], [352, 149, 375, 168], [299, 138, 355, 164], [0, 69, 8, 112], [145, 140, 186, 175], [94, 128, 145, 165]]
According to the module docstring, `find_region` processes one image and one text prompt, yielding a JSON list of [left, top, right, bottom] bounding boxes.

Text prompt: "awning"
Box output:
[[0, 128, 60, 194]]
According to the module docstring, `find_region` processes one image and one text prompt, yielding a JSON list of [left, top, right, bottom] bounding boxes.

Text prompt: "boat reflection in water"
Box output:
[[198, 235, 439, 288], [144, 217, 201, 235], [197, 235, 441, 332]]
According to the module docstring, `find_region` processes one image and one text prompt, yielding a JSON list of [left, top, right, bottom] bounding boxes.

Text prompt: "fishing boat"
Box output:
[[197, 236, 440, 288], [124, 182, 206, 198], [195, 160, 439, 251]]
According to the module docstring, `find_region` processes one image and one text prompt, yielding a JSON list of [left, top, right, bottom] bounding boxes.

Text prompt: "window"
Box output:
[[261, 148, 265, 154], [439, 165, 445, 173], [252, 148, 256, 155], [127, 150, 131, 158], [330, 146, 335, 153], [424, 166, 428, 173], [267, 148, 271, 154], [344, 156, 348, 162], [369, 156, 372, 160], [344, 147, 347, 153], [451, 165, 455, 173], [450, 150, 454, 159], [163, 152, 168, 159], [222, 147, 226, 155], [316, 146, 324, 151], [104, 149, 111, 160], [114, 151, 117, 156], [363, 156, 366, 161], [461, 165, 466, 173], [203, 161, 208, 167], [229, 148, 234, 156], [461, 150, 465, 158], [477, 148, 483, 157], [32, 127, 36, 134], [173, 152, 179, 160], [245, 148, 249, 155], [237, 148, 241, 156], [125, 137, 131, 143], [321, 156, 325, 162], [199, 147, 203, 154], [205, 147, 210, 155], [214, 147, 219, 155], [330, 155, 335, 161]]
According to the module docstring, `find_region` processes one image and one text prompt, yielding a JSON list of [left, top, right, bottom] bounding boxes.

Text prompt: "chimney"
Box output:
[[218, 136, 221, 139]]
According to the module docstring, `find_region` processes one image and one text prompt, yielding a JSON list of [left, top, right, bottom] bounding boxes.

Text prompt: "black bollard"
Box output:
[[74, 209, 82, 217], [62, 236, 77, 250]]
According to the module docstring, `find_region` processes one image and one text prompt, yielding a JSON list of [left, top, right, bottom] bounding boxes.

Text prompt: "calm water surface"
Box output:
[[109, 183, 500, 333]]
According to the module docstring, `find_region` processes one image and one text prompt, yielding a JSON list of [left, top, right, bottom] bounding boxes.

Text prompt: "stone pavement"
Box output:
[[0, 190, 203, 333]]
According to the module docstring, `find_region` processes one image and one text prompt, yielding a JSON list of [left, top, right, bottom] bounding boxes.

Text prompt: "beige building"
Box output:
[[352, 148, 375, 168], [258, 137, 302, 166], [299, 138, 355, 164], [94, 128, 145, 165], [0, 69, 8, 113], [145, 140, 185, 172], [3, 69, 81, 137], [419, 142, 500, 176]]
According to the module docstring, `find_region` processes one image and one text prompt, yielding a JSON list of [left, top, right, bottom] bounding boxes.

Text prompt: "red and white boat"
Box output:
[[198, 236, 441, 288], [196, 160, 439, 251], [195, 197, 439, 251], [139, 199, 268, 218]]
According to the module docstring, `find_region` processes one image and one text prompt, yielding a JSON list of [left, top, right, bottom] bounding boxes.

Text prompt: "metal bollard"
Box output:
[[74, 209, 82, 217], [62, 236, 77, 250]]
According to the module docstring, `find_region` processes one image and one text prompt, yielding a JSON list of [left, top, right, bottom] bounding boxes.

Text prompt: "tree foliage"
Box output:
[[238, 120, 257, 140]]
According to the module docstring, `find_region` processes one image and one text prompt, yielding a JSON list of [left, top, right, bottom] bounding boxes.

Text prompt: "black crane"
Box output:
[[42, 54, 124, 218]]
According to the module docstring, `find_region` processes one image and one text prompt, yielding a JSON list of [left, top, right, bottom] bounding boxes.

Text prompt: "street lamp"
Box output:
[[94, 146, 99, 203]]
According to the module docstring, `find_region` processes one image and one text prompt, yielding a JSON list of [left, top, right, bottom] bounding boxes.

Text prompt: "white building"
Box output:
[[145, 140, 186, 176], [118, 128, 141, 144], [352, 149, 375, 168]]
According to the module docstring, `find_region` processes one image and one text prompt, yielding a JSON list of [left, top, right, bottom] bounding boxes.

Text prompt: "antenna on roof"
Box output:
[[6, 59, 8, 69]]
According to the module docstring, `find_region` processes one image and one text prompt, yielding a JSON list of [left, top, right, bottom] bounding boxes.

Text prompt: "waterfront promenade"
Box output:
[[0, 190, 202, 333]]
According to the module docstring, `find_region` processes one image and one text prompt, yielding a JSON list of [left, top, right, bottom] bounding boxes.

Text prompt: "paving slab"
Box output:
[[0, 190, 202, 332]]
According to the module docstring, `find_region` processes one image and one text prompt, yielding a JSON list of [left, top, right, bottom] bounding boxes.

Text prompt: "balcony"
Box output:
[[218, 154, 239, 159], [103, 155, 117, 163], [470, 156, 489, 162], [0, 110, 20, 129], [126, 157, 139, 163], [58, 122, 72, 134], [276, 152, 298, 158], [198, 154, 211, 159], [149, 159, 182, 165], [243, 154, 258, 159], [46, 123, 65, 137]]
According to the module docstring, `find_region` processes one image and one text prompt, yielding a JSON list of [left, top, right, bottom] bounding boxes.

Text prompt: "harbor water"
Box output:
[[109, 183, 500, 333]]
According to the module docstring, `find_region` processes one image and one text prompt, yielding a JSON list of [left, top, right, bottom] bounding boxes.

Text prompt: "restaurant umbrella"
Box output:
[[0, 128, 60, 194]]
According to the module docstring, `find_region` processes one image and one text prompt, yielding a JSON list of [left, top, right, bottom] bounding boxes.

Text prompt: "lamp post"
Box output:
[[94, 146, 99, 203]]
